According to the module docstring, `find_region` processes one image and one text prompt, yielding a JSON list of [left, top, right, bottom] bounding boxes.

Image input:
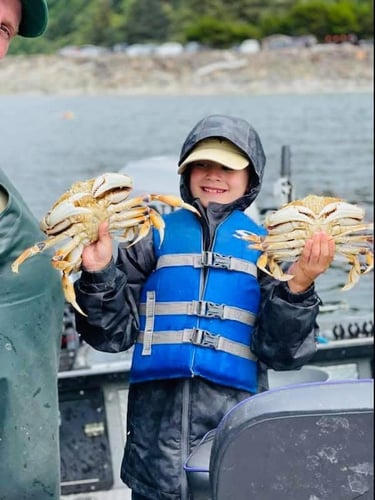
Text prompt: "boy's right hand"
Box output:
[[81, 221, 113, 272]]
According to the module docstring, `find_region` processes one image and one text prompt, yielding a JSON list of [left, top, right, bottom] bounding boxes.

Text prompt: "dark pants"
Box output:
[[132, 493, 151, 500]]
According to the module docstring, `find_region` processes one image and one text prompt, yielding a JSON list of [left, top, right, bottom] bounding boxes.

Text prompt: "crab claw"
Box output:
[[62, 273, 87, 317], [361, 248, 374, 275], [149, 208, 165, 245], [92, 173, 133, 201], [41, 199, 91, 233], [149, 194, 200, 216], [126, 219, 153, 248]]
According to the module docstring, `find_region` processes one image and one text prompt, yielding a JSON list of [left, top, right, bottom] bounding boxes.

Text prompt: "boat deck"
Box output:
[[58, 322, 373, 498]]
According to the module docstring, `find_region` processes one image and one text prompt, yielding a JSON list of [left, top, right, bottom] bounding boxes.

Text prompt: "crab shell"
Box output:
[[11, 172, 199, 316], [236, 194, 373, 290]]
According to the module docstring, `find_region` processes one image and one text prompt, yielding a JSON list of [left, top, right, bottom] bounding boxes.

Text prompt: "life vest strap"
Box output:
[[137, 328, 257, 361], [139, 300, 256, 326], [142, 290, 155, 356], [156, 252, 257, 277]]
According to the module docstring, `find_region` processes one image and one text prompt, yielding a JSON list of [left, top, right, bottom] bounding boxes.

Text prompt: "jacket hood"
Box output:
[[178, 114, 266, 209]]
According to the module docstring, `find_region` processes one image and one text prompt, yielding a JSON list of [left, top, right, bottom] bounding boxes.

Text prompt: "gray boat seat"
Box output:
[[184, 379, 374, 500]]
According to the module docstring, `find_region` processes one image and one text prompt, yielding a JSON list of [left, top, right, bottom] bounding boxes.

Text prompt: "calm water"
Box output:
[[1, 93, 373, 325]]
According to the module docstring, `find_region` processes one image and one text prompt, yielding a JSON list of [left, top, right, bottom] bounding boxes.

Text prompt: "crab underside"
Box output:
[[236, 194, 373, 290], [11, 172, 199, 315]]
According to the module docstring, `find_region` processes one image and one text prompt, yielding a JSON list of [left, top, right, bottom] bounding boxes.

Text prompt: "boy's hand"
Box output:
[[81, 221, 113, 272], [287, 231, 335, 293]]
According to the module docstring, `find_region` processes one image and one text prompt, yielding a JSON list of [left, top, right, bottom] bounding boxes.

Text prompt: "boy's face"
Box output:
[[189, 160, 249, 207]]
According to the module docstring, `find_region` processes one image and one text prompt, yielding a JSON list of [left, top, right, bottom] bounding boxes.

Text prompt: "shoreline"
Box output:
[[0, 44, 373, 96]]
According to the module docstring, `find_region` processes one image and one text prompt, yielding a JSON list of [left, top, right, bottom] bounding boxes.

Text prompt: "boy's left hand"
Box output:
[[287, 231, 335, 293]]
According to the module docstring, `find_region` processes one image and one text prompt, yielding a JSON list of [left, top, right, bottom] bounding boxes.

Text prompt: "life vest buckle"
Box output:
[[195, 300, 224, 319], [201, 251, 231, 269], [191, 328, 219, 349]]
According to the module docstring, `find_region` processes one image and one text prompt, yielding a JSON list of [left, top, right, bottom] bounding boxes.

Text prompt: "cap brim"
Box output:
[[178, 146, 249, 174], [19, 0, 48, 38]]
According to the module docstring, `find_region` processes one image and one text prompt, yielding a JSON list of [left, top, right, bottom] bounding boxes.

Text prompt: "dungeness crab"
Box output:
[[11, 172, 199, 315], [236, 194, 373, 290]]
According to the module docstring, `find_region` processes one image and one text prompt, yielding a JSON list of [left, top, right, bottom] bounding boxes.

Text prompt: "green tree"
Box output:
[[45, 0, 84, 40], [185, 16, 260, 47], [7, 0, 374, 55], [125, 0, 170, 43], [72, 0, 129, 46], [287, 1, 331, 38], [356, 0, 374, 38], [327, 0, 359, 35], [260, 0, 371, 40]]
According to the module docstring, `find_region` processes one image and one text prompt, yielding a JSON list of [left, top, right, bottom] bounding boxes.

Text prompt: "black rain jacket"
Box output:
[[74, 115, 321, 500]]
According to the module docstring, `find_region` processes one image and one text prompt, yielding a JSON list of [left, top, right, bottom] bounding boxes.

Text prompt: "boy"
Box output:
[[75, 114, 335, 499]]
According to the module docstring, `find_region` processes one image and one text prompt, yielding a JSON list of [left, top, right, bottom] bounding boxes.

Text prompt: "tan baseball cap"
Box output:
[[177, 138, 249, 174]]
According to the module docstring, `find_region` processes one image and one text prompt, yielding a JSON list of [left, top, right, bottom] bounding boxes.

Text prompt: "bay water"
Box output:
[[1, 92, 373, 328]]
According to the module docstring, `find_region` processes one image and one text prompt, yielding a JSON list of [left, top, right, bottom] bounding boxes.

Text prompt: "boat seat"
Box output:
[[184, 379, 374, 500]]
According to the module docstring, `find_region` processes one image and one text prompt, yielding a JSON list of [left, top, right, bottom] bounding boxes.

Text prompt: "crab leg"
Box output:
[[341, 255, 362, 291], [109, 213, 151, 237], [331, 224, 374, 239], [108, 207, 149, 223], [334, 234, 373, 245], [363, 251, 374, 274], [61, 272, 87, 316], [107, 196, 149, 213], [108, 207, 166, 245], [51, 236, 85, 266], [149, 208, 165, 245], [11, 232, 71, 273], [51, 245, 86, 316], [256, 240, 307, 252], [149, 194, 200, 216], [127, 219, 153, 247], [336, 246, 374, 275], [257, 254, 294, 281]]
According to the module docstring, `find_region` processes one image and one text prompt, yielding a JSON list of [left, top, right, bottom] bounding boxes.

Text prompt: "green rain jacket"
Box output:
[[0, 169, 64, 500]]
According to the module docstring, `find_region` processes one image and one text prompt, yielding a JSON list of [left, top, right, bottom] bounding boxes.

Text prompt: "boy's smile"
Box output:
[[189, 160, 249, 207], [202, 187, 226, 193]]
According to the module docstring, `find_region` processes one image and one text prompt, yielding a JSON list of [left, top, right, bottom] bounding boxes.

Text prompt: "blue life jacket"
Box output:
[[131, 208, 266, 393]]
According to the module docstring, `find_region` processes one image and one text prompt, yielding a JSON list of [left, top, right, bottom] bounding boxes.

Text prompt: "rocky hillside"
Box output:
[[0, 44, 372, 95]]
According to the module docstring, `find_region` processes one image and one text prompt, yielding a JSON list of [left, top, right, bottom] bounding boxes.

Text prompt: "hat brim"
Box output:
[[178, 145, 249, 175], [18, 0, 48, 38]]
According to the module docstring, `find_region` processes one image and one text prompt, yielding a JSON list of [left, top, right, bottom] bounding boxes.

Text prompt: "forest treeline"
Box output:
[[9, 0, 373, 55]]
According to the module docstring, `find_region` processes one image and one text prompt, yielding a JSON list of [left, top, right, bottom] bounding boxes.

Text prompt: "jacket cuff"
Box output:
[[275, 281, 317, 303], [80, 258, 116, 286]]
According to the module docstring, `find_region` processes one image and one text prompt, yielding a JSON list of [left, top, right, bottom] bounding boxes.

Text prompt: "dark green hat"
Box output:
[[19, 0, 48, 38]]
